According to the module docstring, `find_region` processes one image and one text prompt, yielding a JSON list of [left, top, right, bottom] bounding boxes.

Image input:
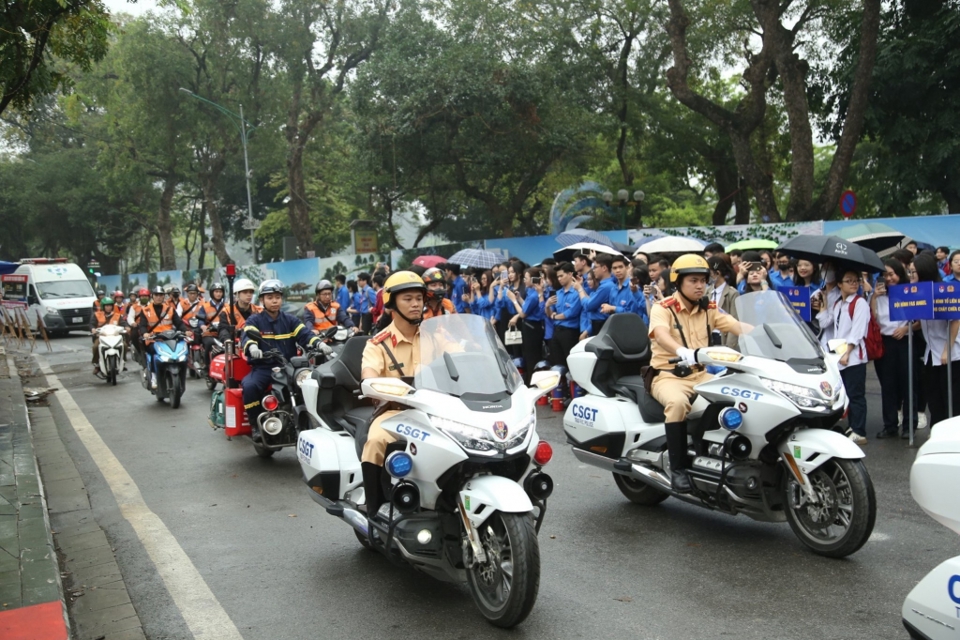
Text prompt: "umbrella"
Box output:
[[555, 230, 614, 248], [634, 236, 705, 255], [725, 238, 778, 252], [448, 249, 501, 269], [553, 241, 622, 262], [412, 255, 446, 269], [612, 241, 636, 255], [776, 234, 884, 273], [835, 222, 906, 253]]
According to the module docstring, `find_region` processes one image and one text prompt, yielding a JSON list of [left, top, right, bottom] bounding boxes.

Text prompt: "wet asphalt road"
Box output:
[[31, 334, 956, 639]]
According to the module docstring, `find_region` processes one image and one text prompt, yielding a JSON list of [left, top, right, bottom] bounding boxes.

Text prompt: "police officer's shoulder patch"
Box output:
[[659, 297, 680, 310], [371, 329, 393, 346], [707, 300, 718, 310]]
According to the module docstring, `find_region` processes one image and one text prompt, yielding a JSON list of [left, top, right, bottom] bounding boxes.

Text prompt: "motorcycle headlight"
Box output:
[[760, 378, 831, 411], [296, 369, 311, 387], [431, 412, 534, 455], [159, 354, 171, 362]]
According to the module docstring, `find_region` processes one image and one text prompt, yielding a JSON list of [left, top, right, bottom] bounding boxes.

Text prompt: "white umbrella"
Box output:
[[634, 236, 705, 255], [553, 241, 623, 261]]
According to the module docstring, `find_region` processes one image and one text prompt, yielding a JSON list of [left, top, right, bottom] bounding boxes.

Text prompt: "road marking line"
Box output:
[[36, 356, 244, 640]]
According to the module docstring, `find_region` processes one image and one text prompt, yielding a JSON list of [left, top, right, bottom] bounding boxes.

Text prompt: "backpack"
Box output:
[[847, 295, 884, 361]]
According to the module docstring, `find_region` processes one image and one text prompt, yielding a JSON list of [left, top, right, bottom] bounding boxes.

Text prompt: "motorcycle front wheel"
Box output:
[[784, 458, 876, 558], [465, 512, 540, 628], [169, 371, 183, 409], [107, 355, 118, 386]]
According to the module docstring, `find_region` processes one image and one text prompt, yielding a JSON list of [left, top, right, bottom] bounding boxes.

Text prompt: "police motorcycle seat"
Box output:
[[583, 313, 668, 423], [311, 336, 376, 438]]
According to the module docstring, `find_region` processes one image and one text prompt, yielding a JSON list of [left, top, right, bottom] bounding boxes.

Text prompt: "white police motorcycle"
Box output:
[[95, 324, 127, 385], [297, 314, 559, 627], [563, 291, 876, 558], [902, 417, 960, 639]]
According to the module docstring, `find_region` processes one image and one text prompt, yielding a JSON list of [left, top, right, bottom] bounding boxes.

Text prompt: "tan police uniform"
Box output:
[[648, 293, 740, 422], [360, 320, 422, 465]]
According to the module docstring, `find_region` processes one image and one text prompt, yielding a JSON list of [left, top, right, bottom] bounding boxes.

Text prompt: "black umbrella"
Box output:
[[777, 234, 885, 273]]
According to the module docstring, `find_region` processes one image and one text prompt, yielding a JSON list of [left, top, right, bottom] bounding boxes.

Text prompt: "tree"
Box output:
[[271, 0, 389, 257], [0, 0, 110, 115], [663, 0, 881, 221]]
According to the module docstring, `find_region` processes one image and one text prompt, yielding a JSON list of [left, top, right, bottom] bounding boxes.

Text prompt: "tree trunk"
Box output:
[[199, 159, 232, 266], [157, 173, 178, 270], [776, 47, 816, 220], [711, 164, 739, 225], [734, 181, 752, 224], [806, 0, 882, 220], [942, 187, 960, 214], [284, 76, 324, 259], [729, 130, 780, 221], [197, 200, 208, 269]]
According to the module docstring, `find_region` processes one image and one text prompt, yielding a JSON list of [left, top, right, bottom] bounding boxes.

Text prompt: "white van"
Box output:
[[12, 259, 98, 335]]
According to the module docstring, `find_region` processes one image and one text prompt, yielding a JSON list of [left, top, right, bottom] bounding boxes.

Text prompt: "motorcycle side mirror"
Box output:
[[827, 339, 848, 356], [320, 326, 338, 340]]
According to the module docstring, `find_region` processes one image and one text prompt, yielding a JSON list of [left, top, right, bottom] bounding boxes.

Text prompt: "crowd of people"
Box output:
[[85, 238, 960, 445]]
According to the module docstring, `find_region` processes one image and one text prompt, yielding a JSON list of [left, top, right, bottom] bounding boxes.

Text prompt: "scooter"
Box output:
[[141, 329, 189, 409], [563, 290, 876, 558], [185, 317, 207, 379], [95, 325, 127, 386], [297, 314, 559, 628], [902, 418, 960, 639]]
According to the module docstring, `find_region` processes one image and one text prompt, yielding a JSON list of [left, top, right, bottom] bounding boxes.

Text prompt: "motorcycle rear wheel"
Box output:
[[784, 458, 876, 558], [466, 512, 540, 629], [613, 473, 669, 505]]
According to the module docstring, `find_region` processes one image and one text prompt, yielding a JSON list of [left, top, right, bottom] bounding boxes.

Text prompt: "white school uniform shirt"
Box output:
[[919, 318, 960, 366], [817, 292, 869, 369], [874, 293, 908, 336]]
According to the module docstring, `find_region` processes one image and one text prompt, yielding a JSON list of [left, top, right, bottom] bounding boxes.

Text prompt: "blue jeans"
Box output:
[[841, 363, 867, 437]]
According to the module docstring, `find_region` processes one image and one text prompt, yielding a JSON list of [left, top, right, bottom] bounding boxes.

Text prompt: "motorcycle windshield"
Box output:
[[734, 291, 824, 363], [99, 325, 122, 336], [415, 315, 523, 398]]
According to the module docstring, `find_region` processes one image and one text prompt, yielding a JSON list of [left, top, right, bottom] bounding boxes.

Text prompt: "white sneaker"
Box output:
[[151, 373, 158, 389], [848, 432, 868, 445], [898, 410, 903, 426], [917, 413, 928, 430]]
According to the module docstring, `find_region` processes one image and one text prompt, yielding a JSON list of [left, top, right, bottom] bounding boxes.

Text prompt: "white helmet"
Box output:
[[233, 278, 256, 293]]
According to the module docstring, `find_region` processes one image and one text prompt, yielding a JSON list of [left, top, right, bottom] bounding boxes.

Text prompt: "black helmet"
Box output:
[[210, 282, 225, 293], [151, 286, 165, 295], [96, 288, 105, 296], [258, 279, 284, 296], [184, 283, 199, 293]]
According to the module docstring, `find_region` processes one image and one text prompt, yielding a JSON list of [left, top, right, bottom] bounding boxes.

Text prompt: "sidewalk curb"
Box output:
[[25, 354, 147, 640], [0, 350, 69, 639]]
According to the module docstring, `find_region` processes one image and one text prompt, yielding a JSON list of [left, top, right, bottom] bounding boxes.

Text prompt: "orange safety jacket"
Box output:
[[304, 301, 340, 332], [179, 297, 203, 323], [422, 298, 456, 320], [200, 300, 226, 337], [140, 302, 177, 344], [92, 310, 123, 329]]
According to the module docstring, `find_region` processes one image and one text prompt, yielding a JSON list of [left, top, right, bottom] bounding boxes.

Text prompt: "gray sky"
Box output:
[[103, 0, 156, 17]]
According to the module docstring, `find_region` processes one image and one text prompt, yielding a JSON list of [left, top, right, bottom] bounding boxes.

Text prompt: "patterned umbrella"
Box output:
[[412, 255, 447, 268], [555, 230, 615, 248], [634, 236, 705, 255], [448, 249, 501, 269]]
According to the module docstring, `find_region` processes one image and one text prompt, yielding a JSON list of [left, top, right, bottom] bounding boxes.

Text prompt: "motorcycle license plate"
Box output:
[[72, 317, 83, 324]]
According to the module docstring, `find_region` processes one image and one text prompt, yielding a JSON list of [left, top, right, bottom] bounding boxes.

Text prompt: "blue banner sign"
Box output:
[[888, 281, 934, 321], [934, 282, 960, 320], [778, 286, 811, 322]]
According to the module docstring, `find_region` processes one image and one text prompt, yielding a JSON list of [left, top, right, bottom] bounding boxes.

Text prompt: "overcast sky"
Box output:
[[103, 0, 156, 17]]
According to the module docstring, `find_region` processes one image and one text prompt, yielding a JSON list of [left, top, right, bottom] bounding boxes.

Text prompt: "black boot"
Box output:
[[665, 421, 693, 494], [361, 462, 385, 516]]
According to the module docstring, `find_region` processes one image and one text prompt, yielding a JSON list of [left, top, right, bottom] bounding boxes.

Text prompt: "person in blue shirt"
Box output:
[[769, 253, 795, 288], [357, 272, 377, 334], [504, 267, 546, 384], [467, 270, 497, 321], [546, 262, 583, 367], [602, 255, 638, 316], [335, 274, 350, 310], [944, 250, 960, 282], [573, 252, 593, 294], [240, 280, 321, 441], [576, 253, 617, 335], [441, 262, 470, 313], [541, 266, 560, 346]]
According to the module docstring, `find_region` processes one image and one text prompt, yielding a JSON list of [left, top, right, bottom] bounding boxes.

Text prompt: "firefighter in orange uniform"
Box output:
[[90, 297, 125, 376], [421, 267, 456, 320], [139, 286, 189, 389], [302, 280, 355, 335]]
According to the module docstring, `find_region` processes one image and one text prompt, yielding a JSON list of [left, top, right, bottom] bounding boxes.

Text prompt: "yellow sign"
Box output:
[[355, 228, 378, 253]]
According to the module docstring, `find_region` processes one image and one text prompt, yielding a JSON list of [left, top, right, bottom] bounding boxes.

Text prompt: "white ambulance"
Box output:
[[9, 259, 98, 335]]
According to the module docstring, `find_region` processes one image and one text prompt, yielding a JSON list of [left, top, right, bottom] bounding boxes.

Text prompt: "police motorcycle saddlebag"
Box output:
[[298, 428, 363, 503]]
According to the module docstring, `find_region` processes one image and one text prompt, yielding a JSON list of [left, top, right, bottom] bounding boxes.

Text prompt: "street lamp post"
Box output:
[[602, 188, 646, 229], [179, 88, 259, 262]]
